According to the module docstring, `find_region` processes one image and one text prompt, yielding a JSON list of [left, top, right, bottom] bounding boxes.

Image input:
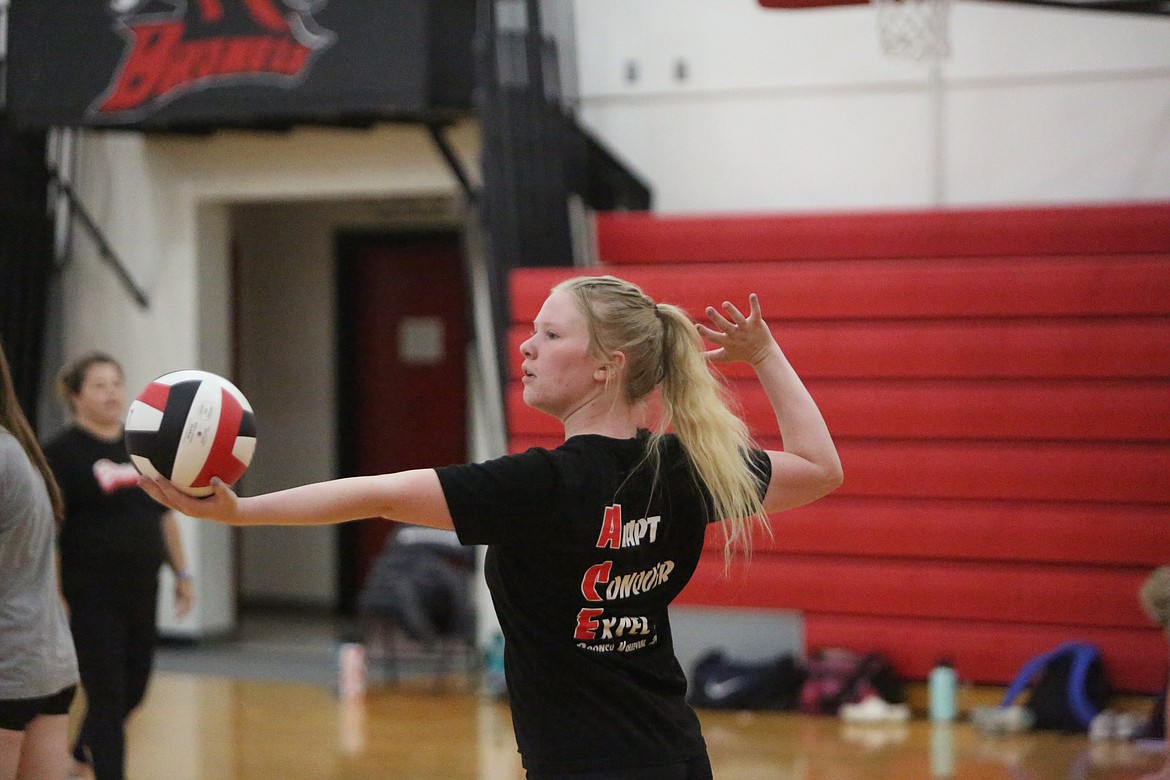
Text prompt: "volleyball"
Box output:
[[124, 369, 257, 497]]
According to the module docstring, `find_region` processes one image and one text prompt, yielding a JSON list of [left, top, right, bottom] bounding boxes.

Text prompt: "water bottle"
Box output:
[[482, 631, 507, 699], [336, 641, 367, 701], [929, 659, 957, 722]]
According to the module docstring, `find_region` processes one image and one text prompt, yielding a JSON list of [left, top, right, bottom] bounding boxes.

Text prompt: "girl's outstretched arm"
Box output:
[[139, 469, 455, 530], [698, 293, 843, 513]]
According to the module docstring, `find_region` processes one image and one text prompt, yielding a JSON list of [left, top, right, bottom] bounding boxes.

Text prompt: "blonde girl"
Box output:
[[142, 275, 842, 779]]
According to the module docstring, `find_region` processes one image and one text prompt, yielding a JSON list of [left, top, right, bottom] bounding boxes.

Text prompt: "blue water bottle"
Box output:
[[929, 659, 957, 722], [482, 631, 507, 699]]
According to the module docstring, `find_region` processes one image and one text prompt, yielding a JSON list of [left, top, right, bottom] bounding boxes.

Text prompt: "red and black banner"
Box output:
[[5, 0, 475, 130]]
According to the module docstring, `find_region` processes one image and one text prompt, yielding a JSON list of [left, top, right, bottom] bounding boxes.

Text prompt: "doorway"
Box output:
[[334, 231, 468, 612]]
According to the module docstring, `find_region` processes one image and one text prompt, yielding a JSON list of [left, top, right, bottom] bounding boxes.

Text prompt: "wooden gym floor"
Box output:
[[90, 612, 1160, 780], [100, 671, 1164, 780]]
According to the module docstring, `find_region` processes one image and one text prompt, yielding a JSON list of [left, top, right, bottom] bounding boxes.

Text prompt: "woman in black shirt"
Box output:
[[44, 353, 193, 780], [142, 276, 842, 778]]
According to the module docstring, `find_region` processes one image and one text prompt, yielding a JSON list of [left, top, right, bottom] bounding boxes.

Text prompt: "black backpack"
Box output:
[[1001, 642, 1110, 731], [688, 651, 807, 710]]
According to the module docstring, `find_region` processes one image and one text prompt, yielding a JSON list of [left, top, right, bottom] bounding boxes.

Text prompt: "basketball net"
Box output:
[[873, 0, 951, 62]]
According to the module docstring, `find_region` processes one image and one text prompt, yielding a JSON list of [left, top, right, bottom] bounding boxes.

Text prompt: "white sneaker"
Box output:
[[1090, 711, 1116, 740], [971, 705, 1033, 734], [839, 695, 911, 723], [1112, 712, 1145, 740]]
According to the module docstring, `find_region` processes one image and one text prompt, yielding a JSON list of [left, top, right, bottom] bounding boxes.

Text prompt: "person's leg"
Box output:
[[0, 727, 25, 780], [16, 713, 72, 780], [0, 686, 75, 780], [67, 579, 129, 780], [121, 572, 160, 718]]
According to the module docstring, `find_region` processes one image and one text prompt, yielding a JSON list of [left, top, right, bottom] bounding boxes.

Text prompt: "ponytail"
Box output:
[[654, 304, 770, 563], [554, 275, 769, 564]]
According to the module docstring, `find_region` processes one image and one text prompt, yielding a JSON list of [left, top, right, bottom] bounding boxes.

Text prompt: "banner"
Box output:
[[6, 0, 474, 129]]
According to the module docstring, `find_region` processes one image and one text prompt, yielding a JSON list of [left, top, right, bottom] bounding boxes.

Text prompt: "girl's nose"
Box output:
[[519, 337, 534, 358]]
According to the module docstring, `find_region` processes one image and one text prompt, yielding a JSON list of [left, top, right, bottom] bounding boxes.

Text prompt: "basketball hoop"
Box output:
[[873, 0, 951, 62]]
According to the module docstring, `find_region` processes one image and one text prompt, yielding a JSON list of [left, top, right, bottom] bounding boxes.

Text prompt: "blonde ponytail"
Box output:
[[554, 275, 769, 564], [654, 303, 770, 563]]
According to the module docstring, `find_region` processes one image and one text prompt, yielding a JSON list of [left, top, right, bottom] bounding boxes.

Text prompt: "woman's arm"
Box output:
[[161, 511, 194, 619], [139, 468, 455, 531], [699, 294, 843, 513]]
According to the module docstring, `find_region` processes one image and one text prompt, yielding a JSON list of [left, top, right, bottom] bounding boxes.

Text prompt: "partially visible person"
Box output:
[[1141, 565, 1170, 780], [0, 343, 79, 780], [42, 353, 193, 780]]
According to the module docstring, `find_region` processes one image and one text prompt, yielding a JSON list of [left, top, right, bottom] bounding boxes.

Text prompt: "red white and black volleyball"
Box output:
[[125, 370, 256, 497]]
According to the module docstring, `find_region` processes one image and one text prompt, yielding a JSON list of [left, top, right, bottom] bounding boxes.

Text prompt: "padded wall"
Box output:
[[506, 203, 1170, 693]]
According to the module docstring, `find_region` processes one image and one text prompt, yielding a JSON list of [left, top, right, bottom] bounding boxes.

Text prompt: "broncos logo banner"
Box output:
[[5, 0, 476, 129]]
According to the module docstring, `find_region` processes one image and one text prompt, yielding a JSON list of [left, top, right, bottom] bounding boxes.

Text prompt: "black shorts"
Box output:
[[0, 686, 77, 732], [527, 754, 714, 780]]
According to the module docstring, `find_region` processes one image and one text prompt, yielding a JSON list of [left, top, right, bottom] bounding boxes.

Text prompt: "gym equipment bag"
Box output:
[[798, 648, 905, 715], [688, 651, 807, 710], [1000, 641, 1110, 732]]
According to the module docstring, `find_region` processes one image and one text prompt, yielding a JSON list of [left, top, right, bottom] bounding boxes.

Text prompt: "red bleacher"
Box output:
[[506, 202, 1170, 693]]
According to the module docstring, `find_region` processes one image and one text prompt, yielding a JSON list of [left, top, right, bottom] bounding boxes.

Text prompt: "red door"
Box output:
[[336, 232, 467, 611]]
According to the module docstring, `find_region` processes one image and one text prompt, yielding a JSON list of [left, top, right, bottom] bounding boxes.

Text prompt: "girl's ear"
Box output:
[[595, 351, 627, 382]]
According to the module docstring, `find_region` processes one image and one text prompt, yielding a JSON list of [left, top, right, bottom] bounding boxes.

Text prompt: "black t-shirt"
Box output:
[[436, 430, 770, 774], [43, 426, 166, 576]]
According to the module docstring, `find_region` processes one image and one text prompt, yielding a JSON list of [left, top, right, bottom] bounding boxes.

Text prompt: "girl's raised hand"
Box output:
[[696, 293, 778, 366]]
